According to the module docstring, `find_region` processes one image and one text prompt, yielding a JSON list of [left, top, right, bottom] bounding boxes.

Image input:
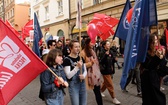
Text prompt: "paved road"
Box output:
[[8, 58, 168, 105]]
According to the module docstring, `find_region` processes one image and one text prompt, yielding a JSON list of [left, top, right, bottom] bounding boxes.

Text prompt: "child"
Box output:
[[40, 49, 68, 105]]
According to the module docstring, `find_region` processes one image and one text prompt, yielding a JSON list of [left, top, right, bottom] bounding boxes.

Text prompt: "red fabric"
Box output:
[[54, 79, 60, 87], [0, 19, 48, 105], [5, 20, 20, 37], [126, 8, 133, 23], [22, 19, 33, 40], [38, 39, 43, 46], [88, 13, 119, 40], [165, 29, 168, 49]]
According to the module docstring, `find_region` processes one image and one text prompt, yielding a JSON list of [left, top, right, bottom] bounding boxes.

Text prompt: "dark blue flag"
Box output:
[[149, 0, 158, 26], [32, 13, 43, 57], [135, 0, 157, 64], [113, 0, 131, 41], [120, 0, 158, 89]]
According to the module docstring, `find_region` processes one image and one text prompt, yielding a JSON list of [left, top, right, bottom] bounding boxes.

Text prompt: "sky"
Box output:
[[15, 0, 30, 4]]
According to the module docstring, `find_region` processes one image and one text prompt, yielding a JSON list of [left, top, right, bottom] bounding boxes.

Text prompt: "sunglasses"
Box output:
[[52, 44, 56, 46]]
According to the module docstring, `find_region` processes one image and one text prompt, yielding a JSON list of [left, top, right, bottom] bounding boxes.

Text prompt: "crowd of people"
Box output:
[[31, 34, 168, 105]]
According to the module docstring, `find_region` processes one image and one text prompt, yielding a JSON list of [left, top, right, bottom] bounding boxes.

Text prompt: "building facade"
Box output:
[[1, 0, 30, 32], [69, 0, 130, 39], [69, 0, 168, 53], [152, 0, 168, 35], [0, 0, 5, 21], [30, 0, 70, 41]]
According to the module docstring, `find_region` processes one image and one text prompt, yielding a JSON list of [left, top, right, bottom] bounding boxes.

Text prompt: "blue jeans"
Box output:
[[69, 80, 87, 105], [45, 90, 64, 105]]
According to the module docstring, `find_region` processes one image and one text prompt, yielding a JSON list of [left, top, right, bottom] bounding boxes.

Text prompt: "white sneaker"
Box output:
[[101, 93, 105, 97], [112, 98, 121, 105]]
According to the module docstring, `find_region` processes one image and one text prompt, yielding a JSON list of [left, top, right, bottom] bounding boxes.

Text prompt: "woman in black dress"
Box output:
[[140, 34, 168, 105]]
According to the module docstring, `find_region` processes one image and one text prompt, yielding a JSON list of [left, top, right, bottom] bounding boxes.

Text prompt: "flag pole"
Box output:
[[79, 27, 82, 76], [76, 0, 83, 80], [48, 68, 58, 78]]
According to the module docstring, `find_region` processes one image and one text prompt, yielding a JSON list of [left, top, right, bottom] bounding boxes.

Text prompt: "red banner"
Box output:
[[0, 19, 48, 105], [88, 13, 119, 40], [166, 29, 168, 50], [22, 19, 33, 40]]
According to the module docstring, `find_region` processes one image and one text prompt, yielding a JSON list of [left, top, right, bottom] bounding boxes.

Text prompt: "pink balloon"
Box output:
[[87, 24, 98, 44]]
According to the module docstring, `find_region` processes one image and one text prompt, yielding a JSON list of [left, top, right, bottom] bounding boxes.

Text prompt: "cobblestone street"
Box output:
[[8, 58, 168, 105]]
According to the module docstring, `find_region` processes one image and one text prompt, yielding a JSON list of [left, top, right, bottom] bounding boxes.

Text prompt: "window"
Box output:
[[4, 1, 6, 7], [7, 0, 9, 6], [45, 6, 49, 20], [57, 29, 64, 37], [58, 0, 63, 15], [10, 9, 12, 17], [8, 12, 10, 19], [93, 0, 101, 5], [29, 8, 31, 16], [5, 14, 7, 20], [0, 6, 2, 12], [12, 8, 14, 16]]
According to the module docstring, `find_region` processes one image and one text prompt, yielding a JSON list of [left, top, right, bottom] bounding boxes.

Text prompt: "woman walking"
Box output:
[[40, 49, 69, 105], [62, 40, 87, 105], [80, 38, 103, 105], [140, 34, 168, 105], [99, 40, 120, 105]]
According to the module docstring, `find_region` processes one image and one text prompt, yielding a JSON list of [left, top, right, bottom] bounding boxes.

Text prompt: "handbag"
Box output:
[[88, 63, 103, 86]]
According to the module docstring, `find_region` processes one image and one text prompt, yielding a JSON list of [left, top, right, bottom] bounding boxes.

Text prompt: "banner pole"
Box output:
[[47, 67, 58, 78]]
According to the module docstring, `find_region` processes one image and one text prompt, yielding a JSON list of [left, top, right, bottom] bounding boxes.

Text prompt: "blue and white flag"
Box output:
[[76, 0, 82, 29], [113, 0, 132, 41], [120, 0, 158, 89], [32, 13, 43, 57], [45, 35, 53, 43]]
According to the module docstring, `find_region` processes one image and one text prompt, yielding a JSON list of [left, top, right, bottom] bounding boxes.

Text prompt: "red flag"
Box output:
[[165, 29, 168, 49], [5, 20, 20, 37], [0, 19, 48, 105], [22, 19, 33, 40], [88, 13, 119, 40]]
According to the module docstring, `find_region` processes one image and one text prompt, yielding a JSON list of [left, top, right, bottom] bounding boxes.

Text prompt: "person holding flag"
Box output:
[[0, 18, 49, 104], [140, 34, 168, 105], [62, 40, 87, 105], [115, 0, 159, 92], [40, 49, 68, 105]]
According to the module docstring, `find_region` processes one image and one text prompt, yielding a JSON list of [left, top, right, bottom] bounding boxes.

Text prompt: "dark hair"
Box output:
[[47, 40, 56, 49], [66, 38, 71, 41], [45, 49, 62, 66], [57, 39, 63, 43], [83, 38, 92, 57], [148, 34, 157, 55], [101, 40, 108, 48], [69, 39, 79, 49]]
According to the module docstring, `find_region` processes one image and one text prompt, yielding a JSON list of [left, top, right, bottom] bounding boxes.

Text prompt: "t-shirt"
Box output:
[[62, 56, 80, 70]]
